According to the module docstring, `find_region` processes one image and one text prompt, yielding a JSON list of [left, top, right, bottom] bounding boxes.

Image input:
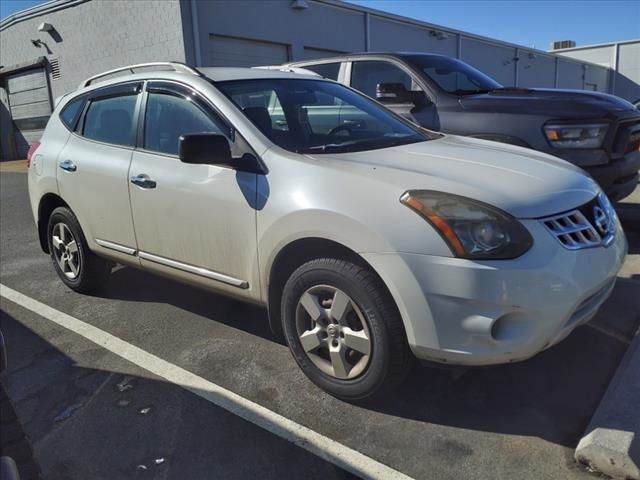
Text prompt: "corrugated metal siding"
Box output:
[[557, 59, 584, 89], [461, 38, 516, 86], [617, 43, 640, 101], [518, 54, 555, 88], [368, 16, 457, 56]]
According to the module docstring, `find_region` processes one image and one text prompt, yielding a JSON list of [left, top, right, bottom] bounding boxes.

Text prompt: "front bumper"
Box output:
[[363, 219, 627, 366], [586, 153, 640, 202]]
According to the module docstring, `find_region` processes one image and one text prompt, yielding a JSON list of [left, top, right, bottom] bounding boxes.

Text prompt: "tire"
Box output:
[[0, 384, 41, 480], [281, 258, 412, 401], [47, 206, 111, 293]]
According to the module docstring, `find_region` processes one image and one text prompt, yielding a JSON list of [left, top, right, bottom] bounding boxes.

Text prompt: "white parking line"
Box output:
[[0, 284, 413, 480]]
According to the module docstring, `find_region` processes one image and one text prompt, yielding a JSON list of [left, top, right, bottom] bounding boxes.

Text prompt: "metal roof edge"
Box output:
[[550, 38, 640, 52], [0, 0, 89, 31]]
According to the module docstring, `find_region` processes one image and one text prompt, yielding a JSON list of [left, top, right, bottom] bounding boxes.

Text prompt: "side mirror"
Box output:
[[179, 132, 268, 174], [376, 82, 428, 107], [179, 133, 232, 167]]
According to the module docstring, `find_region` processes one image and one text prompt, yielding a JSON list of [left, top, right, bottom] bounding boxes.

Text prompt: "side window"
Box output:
[[144, 92, 224, 156], [60, 97, 84, 131], [82, 95, 137, 146], [351, 61, 420, 98], [303, 62, 341, 81]]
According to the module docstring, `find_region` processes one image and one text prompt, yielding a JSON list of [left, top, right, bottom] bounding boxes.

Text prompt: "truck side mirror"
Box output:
[[376, 83, 428, 107]]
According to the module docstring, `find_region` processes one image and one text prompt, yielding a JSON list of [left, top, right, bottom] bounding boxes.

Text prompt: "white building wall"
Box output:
[[554, 40, 640, 101], [0, 0, 186, 98]]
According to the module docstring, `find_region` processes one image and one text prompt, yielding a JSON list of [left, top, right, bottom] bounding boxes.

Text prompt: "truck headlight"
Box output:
[[400, 190, 533, 259], [544, 123, 608, 149]]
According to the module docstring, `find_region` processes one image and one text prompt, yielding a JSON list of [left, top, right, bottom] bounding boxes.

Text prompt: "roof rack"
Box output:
[[79, 61, 202, 89]]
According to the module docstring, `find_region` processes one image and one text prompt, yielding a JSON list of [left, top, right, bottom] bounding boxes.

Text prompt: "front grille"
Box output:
[[540, 193, 616, 250], [542, 210, 601, 249], [611, 119, 640, 156]]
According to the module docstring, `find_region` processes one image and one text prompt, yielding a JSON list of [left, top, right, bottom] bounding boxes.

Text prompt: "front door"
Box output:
[[128, 81, 259, 295]]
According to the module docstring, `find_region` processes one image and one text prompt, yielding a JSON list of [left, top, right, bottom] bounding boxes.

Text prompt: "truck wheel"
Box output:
[[47, 207, 111, 293], [0, 384, 41, 480], [281, 258, 412, 401]]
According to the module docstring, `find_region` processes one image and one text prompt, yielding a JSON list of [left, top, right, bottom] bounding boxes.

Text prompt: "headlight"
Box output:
[[544, 123, 608, 149], [400, 191, 533, 259]]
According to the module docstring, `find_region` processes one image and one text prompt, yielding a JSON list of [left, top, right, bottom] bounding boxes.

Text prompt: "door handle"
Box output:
[[59, 160, 77, 172], [130, 174, 157, 189]]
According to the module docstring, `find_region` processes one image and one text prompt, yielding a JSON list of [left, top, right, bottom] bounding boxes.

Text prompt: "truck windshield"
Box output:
[[406, 55, 503, 95], [217, 78, 430, 154]]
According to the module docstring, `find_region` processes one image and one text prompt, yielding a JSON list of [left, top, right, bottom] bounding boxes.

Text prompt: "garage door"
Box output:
[[6, 68, 52, 158], [303, 47, 345, 60], [208, 35, 289, 67]]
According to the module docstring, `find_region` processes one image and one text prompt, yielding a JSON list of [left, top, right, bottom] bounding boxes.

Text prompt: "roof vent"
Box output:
[[49, 58, 61, 79], [550, 40, 576, 50]]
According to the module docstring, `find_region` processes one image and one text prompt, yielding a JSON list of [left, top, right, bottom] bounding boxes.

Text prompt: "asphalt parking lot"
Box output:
[[1, 166, 639, 480]]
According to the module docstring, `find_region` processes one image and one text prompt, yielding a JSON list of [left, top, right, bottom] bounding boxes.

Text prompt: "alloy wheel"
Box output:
[[295, 285, 372, 379], [51, 222, 81, 279]]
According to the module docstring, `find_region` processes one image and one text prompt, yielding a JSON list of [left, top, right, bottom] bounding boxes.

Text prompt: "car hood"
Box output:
[[459, 88, 637, 118], [309, 135, 599, 218]]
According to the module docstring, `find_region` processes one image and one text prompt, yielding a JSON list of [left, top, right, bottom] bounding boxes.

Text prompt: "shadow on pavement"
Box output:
[[93, 266, 633, 449], [0, 309, 354, 480]]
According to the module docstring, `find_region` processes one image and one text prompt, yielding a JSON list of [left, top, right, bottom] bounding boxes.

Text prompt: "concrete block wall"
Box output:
[[0, 0, 186, 98]]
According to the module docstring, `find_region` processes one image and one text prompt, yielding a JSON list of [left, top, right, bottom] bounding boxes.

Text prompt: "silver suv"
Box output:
[[28, 62, 626, 400]]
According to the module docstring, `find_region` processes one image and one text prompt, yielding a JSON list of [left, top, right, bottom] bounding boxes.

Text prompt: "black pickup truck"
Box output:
[[288, 53, 640, 201]]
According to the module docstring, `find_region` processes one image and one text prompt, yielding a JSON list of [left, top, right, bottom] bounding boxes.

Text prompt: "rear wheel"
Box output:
[[281, 258, 412, 401], [47, 207, 111, 293]]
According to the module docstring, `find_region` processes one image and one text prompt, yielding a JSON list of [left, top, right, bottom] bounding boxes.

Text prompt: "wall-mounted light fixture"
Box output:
[[429, 30, 449, 40], [38, 22, 54, 32]]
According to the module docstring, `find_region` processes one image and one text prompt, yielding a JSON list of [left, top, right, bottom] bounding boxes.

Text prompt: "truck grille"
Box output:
[[611, 118, 640, 156], [540, 193, 616, 250]]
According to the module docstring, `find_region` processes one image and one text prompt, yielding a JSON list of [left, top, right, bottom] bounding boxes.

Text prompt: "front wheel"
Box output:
[[47, 207, 111, 293], [281, 258, 412, 401]]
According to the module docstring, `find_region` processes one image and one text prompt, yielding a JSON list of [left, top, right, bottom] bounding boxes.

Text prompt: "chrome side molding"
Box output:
[[94, 240, 248, 289], [95, 239, 137, 255], [138, 251, 249, 289]]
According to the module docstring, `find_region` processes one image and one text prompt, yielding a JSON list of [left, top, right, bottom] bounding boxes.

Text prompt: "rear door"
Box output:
[[57, 82, 142, 257]]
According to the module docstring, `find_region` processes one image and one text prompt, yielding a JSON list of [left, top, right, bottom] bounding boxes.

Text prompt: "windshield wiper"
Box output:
[[300, 136, 423, 154], [451, 88, 491, 95]]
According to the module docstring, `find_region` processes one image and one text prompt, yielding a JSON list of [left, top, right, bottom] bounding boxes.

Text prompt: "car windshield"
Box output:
[[216, 78, 430, 154], [406, 55, 502, 95]]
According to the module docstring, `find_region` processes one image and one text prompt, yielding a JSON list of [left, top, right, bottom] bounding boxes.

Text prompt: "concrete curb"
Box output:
[[575, 327, 640, 479]]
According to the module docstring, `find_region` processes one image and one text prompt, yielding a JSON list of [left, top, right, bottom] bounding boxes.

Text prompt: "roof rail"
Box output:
[[79, 61, 202, 89]]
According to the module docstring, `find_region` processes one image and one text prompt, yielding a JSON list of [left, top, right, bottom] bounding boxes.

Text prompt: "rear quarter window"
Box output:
[[59, 97, 85, 131]]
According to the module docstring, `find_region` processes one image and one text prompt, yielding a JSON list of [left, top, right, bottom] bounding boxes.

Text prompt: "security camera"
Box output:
[[38, 22, 53, 32]]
